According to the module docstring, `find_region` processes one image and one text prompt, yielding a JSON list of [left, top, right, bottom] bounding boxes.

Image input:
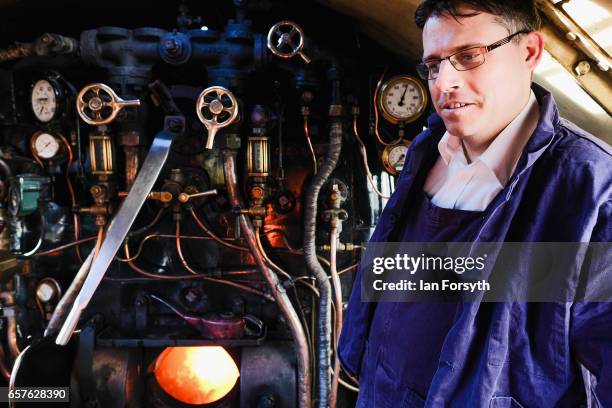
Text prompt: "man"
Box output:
[[338, 1, 612, 407]]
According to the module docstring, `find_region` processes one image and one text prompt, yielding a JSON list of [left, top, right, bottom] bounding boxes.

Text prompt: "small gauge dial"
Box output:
[[32, 132, 60, 160], [381, 141, 411, 176], [31, 79, 59, 122], [378, 75, 428, 124]]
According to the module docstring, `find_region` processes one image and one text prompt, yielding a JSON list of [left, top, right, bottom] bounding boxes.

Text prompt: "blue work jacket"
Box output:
[[338, 84, 612, 407]]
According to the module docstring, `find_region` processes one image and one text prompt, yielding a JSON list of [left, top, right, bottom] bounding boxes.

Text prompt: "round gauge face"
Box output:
[[382, 143, 410, 176], [379, 75, 428, 124], [34, 132, 60, 159], [31, 79, 58, 122]]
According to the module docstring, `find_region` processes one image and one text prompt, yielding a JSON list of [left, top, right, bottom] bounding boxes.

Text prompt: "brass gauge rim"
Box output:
[[30, 130, 64, 162], [381, 139, 412, 176], [378, 75, 428, 125]]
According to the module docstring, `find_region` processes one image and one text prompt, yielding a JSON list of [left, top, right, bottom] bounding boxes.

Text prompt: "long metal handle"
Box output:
[[55, 126, 179, 346]]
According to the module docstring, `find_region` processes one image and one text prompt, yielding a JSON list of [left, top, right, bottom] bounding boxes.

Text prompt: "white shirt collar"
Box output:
[[436, 90, 540, 186]]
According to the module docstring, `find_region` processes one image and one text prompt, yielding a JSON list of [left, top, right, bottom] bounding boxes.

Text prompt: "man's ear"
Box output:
[[524, 31, 544, 71]]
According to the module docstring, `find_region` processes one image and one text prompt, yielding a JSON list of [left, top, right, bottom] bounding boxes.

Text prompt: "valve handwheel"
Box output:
[[267, 20, 311, 64], [196, 86, 239, 149], [76, 83, 141, 125]]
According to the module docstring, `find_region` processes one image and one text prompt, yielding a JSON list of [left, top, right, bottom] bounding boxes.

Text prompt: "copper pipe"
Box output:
[[223, 149, 311, 408], [189, 208, 249, 252], [93, 226, 104, 261], [255, 228, 292, 280], [128, 207, 166, 238], [353, 114, 390, 199], [34, 236, 97, 257], [263, 228, 331, 267], [329, 225, 342, 408], [332, 368, 359, 392], [303, 116, 318, 174], [373, 70, 403, 146], [118, 233, 241, 263], [57, 133, 84, 262], [338, 263, 359, 276], [0, 292, 21, 360], [124, 243, 274, 301], [123, 146, 139, 190], [73, 214, 84, 262], [175, 221, 198, 275]]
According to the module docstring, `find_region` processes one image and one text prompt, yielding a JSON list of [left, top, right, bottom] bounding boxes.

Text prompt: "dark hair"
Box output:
[[414, 0, 541, 35]]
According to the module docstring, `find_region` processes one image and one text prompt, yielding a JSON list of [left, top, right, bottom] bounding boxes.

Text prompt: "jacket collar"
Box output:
[[412, 83, 558, 186]]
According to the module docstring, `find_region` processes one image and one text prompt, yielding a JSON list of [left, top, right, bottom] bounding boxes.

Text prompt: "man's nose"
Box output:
[[434, 59, 463, 93]]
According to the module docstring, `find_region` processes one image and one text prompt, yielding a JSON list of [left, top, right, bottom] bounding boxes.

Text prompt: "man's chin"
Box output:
[[441, 122, 476, 139]]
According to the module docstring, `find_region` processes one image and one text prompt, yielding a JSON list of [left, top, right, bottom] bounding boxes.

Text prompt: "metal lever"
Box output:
[[177, 188, 217, 203], [148, 80, 182, 115], [55, 116, 184, 346]]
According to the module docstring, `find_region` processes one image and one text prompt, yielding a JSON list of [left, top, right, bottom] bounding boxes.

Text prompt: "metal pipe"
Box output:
[[255, 228, 292, 280], [124, 242, 273, 300], [302, 119, 343, 408], [303, 116, 318, 175], [189, 208, 249, 252], [44, 250, 95, 338], [353, 113, 389, 199], [223, 150, 311, 408], [34, 236, 97, 257], [329, 225, 342, 408], [0, 33, 79, 63], [536, 0, 611, 72], [0, 292, 21, 359], [175, 220, 199, 275], [93, 226, 104, 261], [57, 132, 84, 262]]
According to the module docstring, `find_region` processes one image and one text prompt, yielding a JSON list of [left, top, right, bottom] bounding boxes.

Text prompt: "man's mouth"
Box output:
[[440, 101, 474, 112]]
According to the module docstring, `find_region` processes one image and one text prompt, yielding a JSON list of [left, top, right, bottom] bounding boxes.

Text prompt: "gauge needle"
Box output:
[[39, 106, 44, 115], [398, 86, 408, 107]]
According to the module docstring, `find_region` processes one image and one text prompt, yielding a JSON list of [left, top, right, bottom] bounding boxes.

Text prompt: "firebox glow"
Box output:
[[154, 346, 240, 405]]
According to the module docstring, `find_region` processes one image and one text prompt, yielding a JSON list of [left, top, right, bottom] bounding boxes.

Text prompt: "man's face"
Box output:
[[422, 7, 533, 146]]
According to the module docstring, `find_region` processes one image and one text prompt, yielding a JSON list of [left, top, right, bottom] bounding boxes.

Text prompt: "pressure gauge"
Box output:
[[31, 131, 62, 160], [31, 79, 60, 122], [378, 75, 428, 124], [381, 141, 411, 176]]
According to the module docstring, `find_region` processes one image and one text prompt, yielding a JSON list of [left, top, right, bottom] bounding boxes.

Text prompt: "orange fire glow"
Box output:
[[154, 346, 240, 405]]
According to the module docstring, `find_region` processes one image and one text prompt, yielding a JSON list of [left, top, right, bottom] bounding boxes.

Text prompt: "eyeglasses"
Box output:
[[416, 30, 530, 80]]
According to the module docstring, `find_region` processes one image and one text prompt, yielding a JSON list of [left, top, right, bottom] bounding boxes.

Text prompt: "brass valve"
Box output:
[[195, 86, 239, 149], [267, 21, 311, 64], [76, 83, 141, 125], [234, 206, 267, 219]]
